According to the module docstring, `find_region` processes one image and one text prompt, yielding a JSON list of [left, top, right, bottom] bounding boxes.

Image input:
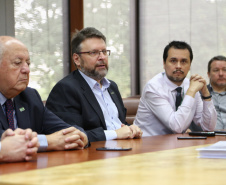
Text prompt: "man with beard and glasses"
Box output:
[[134, 41, 217, 136], [207, 55, 226, 130], [46, 27, 142, 142]]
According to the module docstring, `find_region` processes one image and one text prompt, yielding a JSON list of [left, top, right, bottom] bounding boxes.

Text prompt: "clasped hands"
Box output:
[[187, 74, 210, 98], [0, 128, 39, 162], [115, 124, 143, 139], [46, 127, 88, 151], [0, 126, 88, 163]]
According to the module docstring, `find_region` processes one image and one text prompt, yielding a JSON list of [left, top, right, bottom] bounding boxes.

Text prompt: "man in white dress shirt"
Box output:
[[134, 41, 217, 136]]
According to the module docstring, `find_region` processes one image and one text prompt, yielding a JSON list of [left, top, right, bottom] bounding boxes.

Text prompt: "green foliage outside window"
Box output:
[[15, 0, 63, 100], [84, 0, 131, 98]]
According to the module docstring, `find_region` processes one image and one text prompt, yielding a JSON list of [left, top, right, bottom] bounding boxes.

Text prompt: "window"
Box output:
[[84, 0, 131, 97], [14, 0, 63, 100], [139, 0, 226, 92]]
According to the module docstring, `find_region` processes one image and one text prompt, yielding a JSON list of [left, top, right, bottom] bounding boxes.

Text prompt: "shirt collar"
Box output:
[[209, 84, 226, 95], [79, 70, 110, 90], [0, 93, 14, 106]]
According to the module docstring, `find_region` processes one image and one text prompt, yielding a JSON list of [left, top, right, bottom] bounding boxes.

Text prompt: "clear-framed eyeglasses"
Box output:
[[76, 50, 111, 57]]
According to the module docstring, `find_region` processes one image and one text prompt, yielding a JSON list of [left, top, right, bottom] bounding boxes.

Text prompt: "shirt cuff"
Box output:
[[37, 134, 48, 152], [104, 130, 117, 140]]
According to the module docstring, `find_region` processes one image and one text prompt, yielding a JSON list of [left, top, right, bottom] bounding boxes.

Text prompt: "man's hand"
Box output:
[[185, 129, 191, 133], [46, 127, 87, 151], [187, 74, 211, 100], [1, 128, 15, 140], [115, 125, 132, 139], [186, 74, 205, 98], [0, 135, 28, 162], [0, 128, 39, 162], [129, 125, 143, 138], [62, 127, 88, 149], [193, 75, 211, 99], [13, 128, 39, 160], [115, 124, 143, 139]]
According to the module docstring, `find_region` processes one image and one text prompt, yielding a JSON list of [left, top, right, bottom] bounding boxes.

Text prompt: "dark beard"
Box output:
[[80, 66, 108, 81], [166, 73, 185, 83], [211, 80, 226, 89]]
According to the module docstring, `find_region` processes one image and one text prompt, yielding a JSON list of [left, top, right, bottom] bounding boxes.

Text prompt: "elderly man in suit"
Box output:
[[46, 27, 142, 142], [0, 36, 88, 152]]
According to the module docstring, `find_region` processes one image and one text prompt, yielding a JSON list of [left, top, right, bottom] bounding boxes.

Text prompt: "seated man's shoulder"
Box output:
[[17, 87, 43, 106], [145, 73, 165, 90], [55, 71, 80, 88], [21, 87, 38, 95], [109, 79, 118, 87]]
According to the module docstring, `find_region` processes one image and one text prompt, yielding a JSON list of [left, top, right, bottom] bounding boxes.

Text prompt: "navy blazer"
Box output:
[[46, 70, 127, 142], [0, 87, 84, 137]]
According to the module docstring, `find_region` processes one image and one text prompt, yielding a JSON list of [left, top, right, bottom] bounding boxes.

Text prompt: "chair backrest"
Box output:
[[122, 95, 140, 125]]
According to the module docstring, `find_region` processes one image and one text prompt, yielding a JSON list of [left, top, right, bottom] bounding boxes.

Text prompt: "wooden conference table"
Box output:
[[0, 133, 226, 185]]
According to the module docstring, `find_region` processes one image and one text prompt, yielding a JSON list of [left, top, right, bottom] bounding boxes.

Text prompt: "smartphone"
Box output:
[[188, 131, 215, 136], [177, 136, 207, 140], [96, 147, 132, 151], [214, 131, 226, 134]]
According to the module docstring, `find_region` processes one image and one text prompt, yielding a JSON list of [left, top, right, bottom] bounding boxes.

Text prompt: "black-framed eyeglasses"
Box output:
[[76, 50, 111, 57]]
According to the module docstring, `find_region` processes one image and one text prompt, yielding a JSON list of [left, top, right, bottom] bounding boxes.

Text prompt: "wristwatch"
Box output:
[[201, 95, 212, 99]]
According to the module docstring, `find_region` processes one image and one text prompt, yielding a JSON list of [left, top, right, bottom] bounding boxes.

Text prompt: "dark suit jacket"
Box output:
[[46, 70, 127, 142], [0, 87, 84, 137]]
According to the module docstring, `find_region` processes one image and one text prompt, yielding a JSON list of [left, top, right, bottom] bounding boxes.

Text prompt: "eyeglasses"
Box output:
[[76, 50, 111, 57]]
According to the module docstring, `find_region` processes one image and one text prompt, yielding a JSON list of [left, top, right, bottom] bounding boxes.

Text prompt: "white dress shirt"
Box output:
[[79, 71, 122, 140], [134, 72, 217, 136]]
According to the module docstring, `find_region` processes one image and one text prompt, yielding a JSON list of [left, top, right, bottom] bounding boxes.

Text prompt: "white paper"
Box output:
[[196, 141, 226, 159]]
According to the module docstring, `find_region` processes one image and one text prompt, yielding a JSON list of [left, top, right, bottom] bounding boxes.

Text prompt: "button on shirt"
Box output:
[[209, 86, 226, 129], [134, 72, 217, 136], [79, 71, 122, 140], [0, 93, 48, 151]]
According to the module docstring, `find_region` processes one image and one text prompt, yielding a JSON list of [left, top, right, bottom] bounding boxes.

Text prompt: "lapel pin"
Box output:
[[19, 107, 25, 112], [111, 92, 115, 94]]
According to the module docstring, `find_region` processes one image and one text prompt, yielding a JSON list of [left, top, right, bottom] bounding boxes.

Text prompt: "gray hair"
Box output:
[[0, 36, 16, 62]]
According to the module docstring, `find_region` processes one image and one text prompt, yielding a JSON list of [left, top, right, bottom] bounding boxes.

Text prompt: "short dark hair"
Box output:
[[208, 55, 226, 73], [71, 27, 106, 56], [163, 41, 193, 63]]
